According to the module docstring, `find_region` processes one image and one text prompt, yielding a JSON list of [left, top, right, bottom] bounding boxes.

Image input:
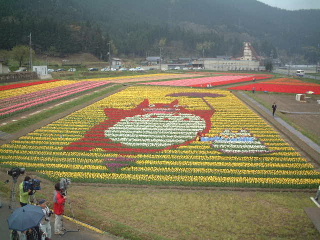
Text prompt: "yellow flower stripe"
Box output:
[[124, 166, 320, 177], [39, 170, 320, 186], [1, 80, 77, 99]]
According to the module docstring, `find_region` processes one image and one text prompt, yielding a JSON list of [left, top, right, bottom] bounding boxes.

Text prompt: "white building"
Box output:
[[193, 42, 262, 71], [0, 60, 10, 74], [33, 66, 48, 76]]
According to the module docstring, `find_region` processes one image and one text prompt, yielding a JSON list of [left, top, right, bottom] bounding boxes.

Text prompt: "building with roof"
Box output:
[[0, 59, 10, 74], [192, 42, 262, 71]]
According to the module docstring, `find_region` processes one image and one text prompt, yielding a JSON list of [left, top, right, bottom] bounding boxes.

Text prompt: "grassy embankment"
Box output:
[[0, 171, 318, 240]]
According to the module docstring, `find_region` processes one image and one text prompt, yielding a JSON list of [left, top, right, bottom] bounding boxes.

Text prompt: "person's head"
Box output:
[[55, 182, 61, 191], [38, 199, 46, 208], [24, 176, 31, 182]]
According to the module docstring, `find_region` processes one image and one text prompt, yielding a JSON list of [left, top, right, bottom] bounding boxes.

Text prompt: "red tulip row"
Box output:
[[0, 79, 60, 91]]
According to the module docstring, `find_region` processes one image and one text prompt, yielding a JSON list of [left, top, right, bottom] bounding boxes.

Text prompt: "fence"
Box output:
[[0, 72, 38, 83]]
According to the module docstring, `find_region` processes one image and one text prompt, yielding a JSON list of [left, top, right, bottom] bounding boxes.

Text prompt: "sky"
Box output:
[[258, 0, 320, 10]]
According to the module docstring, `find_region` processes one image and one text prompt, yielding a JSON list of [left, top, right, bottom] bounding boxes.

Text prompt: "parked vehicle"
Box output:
[[56, 68, 66, 72], [296, 70, 305, 77], [68, 68, 76, 72], [48, 69, 55, 73], [15, 67, 27, 72], [88, 68, 99, 71]]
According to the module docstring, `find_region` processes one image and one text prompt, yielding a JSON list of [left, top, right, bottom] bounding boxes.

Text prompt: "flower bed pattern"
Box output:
[[229, 78, 320, 94], [0, 85, 319, 188], [141, 74, 272, 87], [0, 81, 112, 119]]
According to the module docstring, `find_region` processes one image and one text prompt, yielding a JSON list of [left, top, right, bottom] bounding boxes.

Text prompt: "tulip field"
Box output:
[[0, 73, 197, 120], [1, 80, 319, 189], [0, 80, 113, 119]]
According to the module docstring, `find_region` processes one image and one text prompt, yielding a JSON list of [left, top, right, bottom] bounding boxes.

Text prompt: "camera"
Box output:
[[60, 178, 71, 191], [48, 210, 53, 217], [7, 167, 25, 179], [23, 179, 41, 192], [60, 178, 71, 195]]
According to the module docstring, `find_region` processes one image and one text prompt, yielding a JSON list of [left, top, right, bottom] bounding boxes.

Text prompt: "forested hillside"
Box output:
[[1, 0, 319, 63]]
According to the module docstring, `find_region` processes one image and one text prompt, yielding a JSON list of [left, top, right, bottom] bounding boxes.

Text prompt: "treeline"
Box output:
[[1, 0, 319, 63], [0, 0, 111, 59]]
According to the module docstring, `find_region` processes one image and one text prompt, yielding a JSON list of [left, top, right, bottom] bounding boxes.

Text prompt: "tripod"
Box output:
[[60, 190, 80, 236], [9, 177, 18, 210]]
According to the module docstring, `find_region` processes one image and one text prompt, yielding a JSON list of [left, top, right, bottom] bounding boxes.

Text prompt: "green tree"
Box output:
[[159, 38, 167, 48], [11, 45, 34, 67], [265, 61, 273, 72], [0, 50, 10, 65], [196, 41, 214, 58]]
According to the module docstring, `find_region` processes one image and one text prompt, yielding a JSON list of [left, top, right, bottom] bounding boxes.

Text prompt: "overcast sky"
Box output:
[[258, 0, 320, 10]]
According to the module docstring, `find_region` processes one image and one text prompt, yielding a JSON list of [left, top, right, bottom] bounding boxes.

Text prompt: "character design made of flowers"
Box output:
[[202, 129, 275, 155], [64, 99, 215, 154]]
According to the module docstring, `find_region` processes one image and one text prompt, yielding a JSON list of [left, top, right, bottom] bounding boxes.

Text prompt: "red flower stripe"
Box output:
[[0, 80, 60, 91], [229, 83, 320, 94], [263, 78, 320, 86]]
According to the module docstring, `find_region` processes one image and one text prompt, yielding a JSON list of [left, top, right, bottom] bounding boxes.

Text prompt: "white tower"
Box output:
[[241, 42, 258, 61]]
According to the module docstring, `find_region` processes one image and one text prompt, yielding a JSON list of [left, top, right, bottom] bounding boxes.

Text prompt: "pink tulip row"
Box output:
[[0, 81, 111, 118], [141, 75, 270, 87]]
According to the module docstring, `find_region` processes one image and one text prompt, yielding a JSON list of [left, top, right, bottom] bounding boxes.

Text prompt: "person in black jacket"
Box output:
[[272, 103, 277, 117]]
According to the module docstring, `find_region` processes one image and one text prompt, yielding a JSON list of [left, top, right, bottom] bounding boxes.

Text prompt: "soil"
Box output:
[[251, 92, 320, 141]]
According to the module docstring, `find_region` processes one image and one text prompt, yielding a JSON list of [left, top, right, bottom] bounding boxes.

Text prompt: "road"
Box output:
[[273, 68, 320, 80]]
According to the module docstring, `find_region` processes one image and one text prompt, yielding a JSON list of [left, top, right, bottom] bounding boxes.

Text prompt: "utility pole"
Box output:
[[29, 33, 33, 71], [108, 41, 111, 70], [159, 47, 162, 71]]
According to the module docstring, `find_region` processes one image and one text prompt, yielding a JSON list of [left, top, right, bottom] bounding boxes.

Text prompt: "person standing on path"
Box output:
[[19, 176, 33, 207], [272, 103, 277, 117], [53, 182, 66, 235], [39, 199, 52, 239]]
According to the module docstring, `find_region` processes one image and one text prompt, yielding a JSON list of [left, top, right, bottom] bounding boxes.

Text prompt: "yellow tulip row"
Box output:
[[124, 166, 320, 177], [39, 170, 320, 186], [136, 159, 314, 169], [136, 153, 306, 163], [0, 155, 104, 164], [1, 161, 105, 170], [1, 80, 77, 99]]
